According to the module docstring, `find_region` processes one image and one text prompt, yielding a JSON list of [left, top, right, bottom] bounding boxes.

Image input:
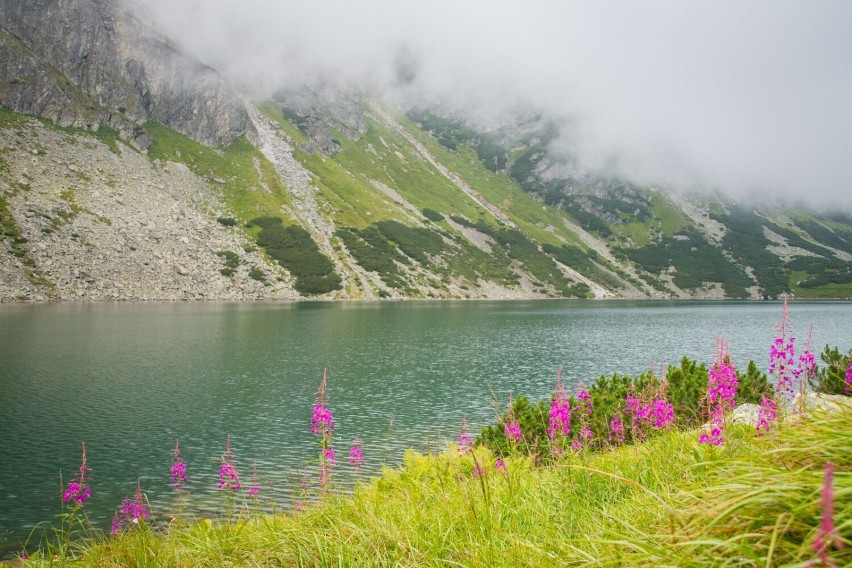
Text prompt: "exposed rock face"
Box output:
[[0, 115, 296, 302], [0, 0, 253, 147]]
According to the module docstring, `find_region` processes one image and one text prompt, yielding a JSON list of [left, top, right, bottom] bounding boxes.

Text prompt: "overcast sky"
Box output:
[[141, 0, 852, 209]]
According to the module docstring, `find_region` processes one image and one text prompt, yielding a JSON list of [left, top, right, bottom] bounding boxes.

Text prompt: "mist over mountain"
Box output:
[[141, 0, 852, 211], [1, 0, 850, 303]]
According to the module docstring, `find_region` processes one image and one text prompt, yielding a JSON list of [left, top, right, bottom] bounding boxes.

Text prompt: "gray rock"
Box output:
[[0, 0, 255, 146]]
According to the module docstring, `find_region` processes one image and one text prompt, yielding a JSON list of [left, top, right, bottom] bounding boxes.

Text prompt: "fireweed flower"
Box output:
[[323, 447, 337, 465], [504, 420, 522, 442], [312, 369, 336, 489], [770, 296, 796, 403], [548, 367, 572, 443], [310, 404, 335, 437], [794, 324, 816, 402], [845, 361, 852, 395], [248, 460, 260, 498], [572, 388, 593, 450], [756, 396, 778, 434], [609, 415, 625, 444], [170, 439, 187, 492], [651, 398, 675, 430], [700, 338, 738, 447], [472, 463, 484, 479], [63, 442, 91, 506], [457, 418, 473, 455], [349, 440, 365, 469], [503, 392, 522, 442], [111, 478, 149, 534], [217, 435, 241, 491], [494, 458, 508, 477], [813, 462, 843, 567], [698, 423, 724, 446]]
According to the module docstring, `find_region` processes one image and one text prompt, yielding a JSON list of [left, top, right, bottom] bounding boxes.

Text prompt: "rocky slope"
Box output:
[[0, 113, 294, 301]]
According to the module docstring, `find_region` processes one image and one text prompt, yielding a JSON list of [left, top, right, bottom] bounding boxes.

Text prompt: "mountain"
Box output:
[[1, 1, 850, 302]]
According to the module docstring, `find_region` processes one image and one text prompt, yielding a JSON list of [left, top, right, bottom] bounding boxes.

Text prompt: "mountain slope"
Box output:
[[1, 1, 850, 302]]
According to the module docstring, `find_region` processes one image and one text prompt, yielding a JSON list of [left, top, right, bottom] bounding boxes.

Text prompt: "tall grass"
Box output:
[[25, 407, 849, 567]]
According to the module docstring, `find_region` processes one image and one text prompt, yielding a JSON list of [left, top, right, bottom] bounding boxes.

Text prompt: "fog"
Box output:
[[141, 0, 852, 209]]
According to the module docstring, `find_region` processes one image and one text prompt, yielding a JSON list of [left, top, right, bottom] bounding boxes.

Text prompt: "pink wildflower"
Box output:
[[248, 460, 260, 498], [700, 338, 738, 446], [794, 324, 816, 400], [110, 512, 122, 535], [548, 367, 572, 439], [112, 478, 149, 534], [609, 415, 625, 444], [458, 418, 473, 455], [217, 436, 241, 491], [494, 458, 508, 477], [170, 439, 187, 492], [698, 423, 724, 446], [472, 463, 484, 479], [323, 447, 337, 466], [572, 388, 593, 450], [708, 338, 739, 410], [63, 442, 91, 506], [311, 369, 334, 436], [651, 398, 676, 429], [770, 297, 796, 403], [313, 369, 336, 490], [813, 462, 843, 566], [310, 404, 334, 436], [349, 440, 364, 468], [845, 361, 852, 395], [504, 420, 522, 441], [756, 396, 778, 434]]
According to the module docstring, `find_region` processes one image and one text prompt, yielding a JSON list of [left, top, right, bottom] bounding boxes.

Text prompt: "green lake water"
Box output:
[[1, 299, 850, 555]]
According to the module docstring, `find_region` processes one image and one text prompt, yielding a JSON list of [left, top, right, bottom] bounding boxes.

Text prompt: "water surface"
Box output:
[[1, 299, 850, 555]]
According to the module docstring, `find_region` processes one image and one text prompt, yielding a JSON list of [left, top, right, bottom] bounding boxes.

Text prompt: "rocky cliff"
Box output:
[[0, 0, 252, 147]]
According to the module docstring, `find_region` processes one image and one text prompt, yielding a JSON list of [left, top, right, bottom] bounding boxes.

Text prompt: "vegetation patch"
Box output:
[[216, 250, 238, 277], [622, 229, 752, 297], [542, 243, 623, 291], [336, 226, 408, 289], [712, 207, 791, 298], [450, 216, 583, 296], [251, 216, 341, 295]]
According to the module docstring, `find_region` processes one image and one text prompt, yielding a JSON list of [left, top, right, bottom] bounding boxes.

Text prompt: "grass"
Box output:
[[144, 121, 293, 226], [398, 114, 587, 249], [23, 407, 850, 566]]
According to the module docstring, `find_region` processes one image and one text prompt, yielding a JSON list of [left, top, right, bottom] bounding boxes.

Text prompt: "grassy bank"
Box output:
[[20, 408, 849, 567]]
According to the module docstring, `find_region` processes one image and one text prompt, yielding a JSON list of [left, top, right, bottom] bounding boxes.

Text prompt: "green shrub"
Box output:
[[217, 217, 237, 227], [248, 268, 266, 283], [478, 355, 780, 457], [253, 216, 341, 295], [216, 250, 239, 269], [737, 360, 773, 404], [421, 208, 444, 222], [811, 345, 852, 396], [666, 357, 709, 427], [336, 227, 407, 289]]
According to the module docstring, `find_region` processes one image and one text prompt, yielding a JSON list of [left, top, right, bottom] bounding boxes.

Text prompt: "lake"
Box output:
[[1, 299, 850, 556]]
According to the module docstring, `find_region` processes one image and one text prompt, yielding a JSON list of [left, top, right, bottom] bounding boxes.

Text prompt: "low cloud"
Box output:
[[141, 0, 852, 210]]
